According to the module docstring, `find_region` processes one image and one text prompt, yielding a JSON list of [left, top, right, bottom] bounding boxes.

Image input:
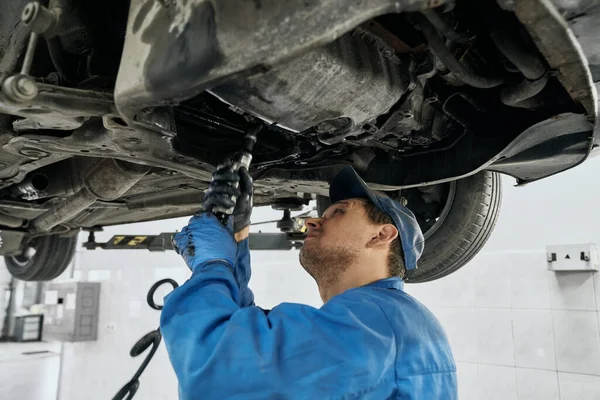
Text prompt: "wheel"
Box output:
[[5, 234, 78, 281], [316, 171, 502, 283], [404, 171, 502, 282]]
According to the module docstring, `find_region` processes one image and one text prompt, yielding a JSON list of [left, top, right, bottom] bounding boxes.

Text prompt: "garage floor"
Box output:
[[1, 159, 600, 399]]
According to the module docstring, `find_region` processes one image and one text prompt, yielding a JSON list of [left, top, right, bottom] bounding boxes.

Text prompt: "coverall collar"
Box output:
[[364, 277, 404, 291]]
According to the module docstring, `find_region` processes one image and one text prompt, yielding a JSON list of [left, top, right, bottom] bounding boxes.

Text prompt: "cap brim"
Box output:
[[329, 166, 381, 206]]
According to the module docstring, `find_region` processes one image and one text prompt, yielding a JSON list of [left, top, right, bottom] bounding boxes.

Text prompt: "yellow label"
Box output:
[[127, 236, 147, 246], [113, 236, 125, 245]]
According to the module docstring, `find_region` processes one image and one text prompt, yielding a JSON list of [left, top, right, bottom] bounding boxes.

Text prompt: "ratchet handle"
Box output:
[[213, 129, 258, 225]]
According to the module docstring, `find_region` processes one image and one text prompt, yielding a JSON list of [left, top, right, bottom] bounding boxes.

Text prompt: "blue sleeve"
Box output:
[[233, 237, 254, 307], [160, 261, 397, 399]]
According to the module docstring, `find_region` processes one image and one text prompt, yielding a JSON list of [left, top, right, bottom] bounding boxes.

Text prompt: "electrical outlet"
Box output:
[[546, 243, 599, 272]]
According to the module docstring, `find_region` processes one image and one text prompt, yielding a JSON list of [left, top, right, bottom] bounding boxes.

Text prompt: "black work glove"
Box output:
[[202, 161, 253, 234]]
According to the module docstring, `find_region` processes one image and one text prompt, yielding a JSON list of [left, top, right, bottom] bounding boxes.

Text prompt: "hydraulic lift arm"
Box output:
[[83, 231, 306, 252]]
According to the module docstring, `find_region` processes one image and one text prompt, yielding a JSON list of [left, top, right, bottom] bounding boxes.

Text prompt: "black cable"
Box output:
[[112, 279, 179, 400]]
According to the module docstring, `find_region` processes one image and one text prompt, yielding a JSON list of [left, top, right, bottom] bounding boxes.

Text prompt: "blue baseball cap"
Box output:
[[328, 166, 425, 270]]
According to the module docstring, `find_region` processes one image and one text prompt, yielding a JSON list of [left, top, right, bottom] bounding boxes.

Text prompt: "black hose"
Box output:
[[501, 74, 548, 107], [490, 29, 546, 81], [422, 10, 471, 44], [46, 36, 71, 80], [418, 20, 504, 89], [113, 279, 180, 400]]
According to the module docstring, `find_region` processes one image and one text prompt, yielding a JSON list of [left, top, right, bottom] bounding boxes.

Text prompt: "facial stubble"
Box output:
[[299, 239, 359, 287]]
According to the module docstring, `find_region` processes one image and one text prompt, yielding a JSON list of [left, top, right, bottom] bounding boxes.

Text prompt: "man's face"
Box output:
[[299, 198, 378, 285]]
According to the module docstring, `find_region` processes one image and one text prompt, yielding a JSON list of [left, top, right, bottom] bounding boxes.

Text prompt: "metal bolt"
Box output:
[[21, 2, 56, 34], [17, 76, 37, 97], [21, 2, 37, 24], [20, 148, 47, 159], [1, 74, 38, 102], [400, 197, 408, 207]]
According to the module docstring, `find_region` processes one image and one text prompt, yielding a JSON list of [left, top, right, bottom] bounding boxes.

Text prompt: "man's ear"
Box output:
[[368, 224, 398, 248]]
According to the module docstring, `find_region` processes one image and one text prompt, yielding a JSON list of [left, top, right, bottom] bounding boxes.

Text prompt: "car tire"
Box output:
[[5, 234, 78, 281], [316, 171, 502, 283], [404, 171, 502, 282]]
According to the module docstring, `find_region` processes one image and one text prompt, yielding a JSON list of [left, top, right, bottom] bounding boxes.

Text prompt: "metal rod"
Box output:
[[422, 10, 471, 44], [490, 29, 546, 81], [418, 19, 504, 89], [31, 159, 149, 232], [21, 32, 38, 75]]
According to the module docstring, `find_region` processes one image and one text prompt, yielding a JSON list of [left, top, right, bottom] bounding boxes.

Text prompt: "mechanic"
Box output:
[[160, 165, 457, 399]]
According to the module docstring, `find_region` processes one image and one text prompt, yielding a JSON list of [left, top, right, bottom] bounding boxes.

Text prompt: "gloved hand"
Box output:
[[172, 212, 237, 273], [202, 161, 253, 234]]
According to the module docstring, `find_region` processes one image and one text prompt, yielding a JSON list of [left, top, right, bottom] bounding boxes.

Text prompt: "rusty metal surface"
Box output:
[[0, 79, 118, 131], [210, 29, 409, 133], [515, 0, 598, 118], [114, 0, 449, 120]]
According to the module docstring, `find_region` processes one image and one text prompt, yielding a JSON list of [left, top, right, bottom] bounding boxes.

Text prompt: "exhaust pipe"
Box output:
[[12, 172, 50, 200], [31, 159, 149, 233]]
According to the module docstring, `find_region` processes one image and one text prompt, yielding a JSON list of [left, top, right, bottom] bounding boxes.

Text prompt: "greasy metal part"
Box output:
[[422, 9, 472, 44], [1, 74, 38, 103], [417, 19, 505, 88], [31, 159, 150, 232], [12, 172, 49, 200], [513, 0, 598, 117], [489, 112, 593, 183], [501, 74, 548, 107], [31, 188, 97, 232], [0, 79, 118, 130], [21, 1, 57, 35], [549, 0, 600, 19], [1, 20, 39, 103], [1, 121, 213, 191], [257, 112, 593, 189], [115, 0, 451, 122], [490, 29, 546, 80], [361, 21, 427, 54], [210, 29, 408, 133], [20, 32, 38, 75], [0, 212, 26, 228]]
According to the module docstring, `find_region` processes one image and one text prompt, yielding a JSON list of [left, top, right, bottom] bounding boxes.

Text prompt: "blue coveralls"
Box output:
[[161, 214, 457, 399]]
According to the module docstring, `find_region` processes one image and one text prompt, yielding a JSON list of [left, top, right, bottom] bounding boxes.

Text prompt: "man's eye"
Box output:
[[334, 209, 343, 215]]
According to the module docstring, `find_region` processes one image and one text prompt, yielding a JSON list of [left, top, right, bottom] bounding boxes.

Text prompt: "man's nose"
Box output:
[[304, 217, 322, 231]]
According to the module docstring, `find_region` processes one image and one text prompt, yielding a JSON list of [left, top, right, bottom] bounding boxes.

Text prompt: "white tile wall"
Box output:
[[430, 263, 475, 308], [432, 308, 478, 363], [423, 248, 600, 399], [477, 365, 518, 400], [594, 271, 600, 311], [548, 272, 597, 311], [473, 255, 511, 309], [457, 362, 478, 400], [552, 311, 600, 375], [512, 310, 556, 370], [559, 372, 600, 400], [509, 252, 552, 310], [476, 309, 515, 366], [516, 368, 559, 400]]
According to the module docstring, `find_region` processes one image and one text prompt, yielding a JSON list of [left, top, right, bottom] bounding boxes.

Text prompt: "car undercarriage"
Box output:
[[0, 0, 597, 281]]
